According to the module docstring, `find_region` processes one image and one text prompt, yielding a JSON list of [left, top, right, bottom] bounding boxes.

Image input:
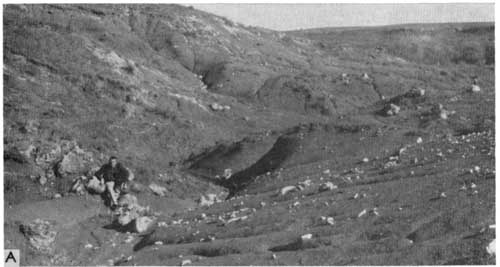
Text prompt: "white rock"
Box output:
[[39, 175, 47, 186], [471, 84, 481, 93], [181, 259, 192, 266], [358, 209, 367, 217], [199, 193, 218, 206], [440, 110, 448, 120], [210, 103, 225, 111], [387, 104, 400, 116], [384, 160, 398, 169], [323, 169, 330, 174], [149, 183, 168, 197], [417, 88, 425, 96], [118, 194, 139, 209], [117, 210, 138, 226], [134, 216, 155, 233], [226, 215, 248, 224], [223, 168, 232, 179], [124, 235, 134, 243], [487, 239, 495, 255], [86, 176, 105, 194], [416, 137, 423, 144], [326, 217, 335, 225], [280, 185, 300, 196], [84, 243, 93, 249], [54, 193, 62, 199], [154, 241, 163, 245], [301, 233, 313, 241], [319, 182, 337, 192], [362, 157, 369, 163], [298, 179, 312, 187]]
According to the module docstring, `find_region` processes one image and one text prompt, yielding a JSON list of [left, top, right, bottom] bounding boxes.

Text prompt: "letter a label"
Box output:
[[5, 250, 20, 267]]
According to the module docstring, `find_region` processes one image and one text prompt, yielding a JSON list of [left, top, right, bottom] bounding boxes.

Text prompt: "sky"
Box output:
[[190, 3, 494, 31]]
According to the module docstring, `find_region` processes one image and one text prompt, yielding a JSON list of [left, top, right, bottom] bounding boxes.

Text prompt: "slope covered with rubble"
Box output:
[[3, 4, 495, 265]]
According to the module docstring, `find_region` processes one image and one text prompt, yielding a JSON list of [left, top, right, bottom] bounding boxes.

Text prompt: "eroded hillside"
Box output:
[[3, 4, 495, 266]]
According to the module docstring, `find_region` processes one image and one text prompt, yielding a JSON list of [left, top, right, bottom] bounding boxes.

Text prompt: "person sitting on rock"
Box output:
[[95, 156, 130, 208]]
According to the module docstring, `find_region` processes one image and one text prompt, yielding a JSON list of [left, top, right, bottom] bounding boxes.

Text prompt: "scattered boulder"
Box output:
[[407, 87, 425, 97], [133, 216, 156, 233], [434, 103, 454, 120], [129, 181, 147, 193], [38, 175, 48, 186], [198, 193, 219, 207], [149, 183, 168, 197], [223, 168, 232, 179], [298, 179, 312, 188], [86, 176, 105, 194], [117, 193, 139, 209], [384, 160, 398, 169], [210, 103, 229, 111], [20, 219, 57, 254], [56, 150, 93, 177], [126, 168, 135, 181], [226, 215, 248, 224], [280, 185, 302, 196], [301, 233, 313, 241], [117, 208, 139, 226], [318, 182, 337, 192], [358, 209, 367, 217], [487, 239, 495, 256], [71, 176, 86, 195], [386, 103, 400, 116], [320, 216, 335, 225]]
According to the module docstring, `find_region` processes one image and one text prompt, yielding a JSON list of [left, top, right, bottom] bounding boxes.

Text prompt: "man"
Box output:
[[94, 156, 130, 207]]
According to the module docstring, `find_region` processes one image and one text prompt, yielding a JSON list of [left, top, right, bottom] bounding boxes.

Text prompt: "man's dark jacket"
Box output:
[[95, 162, 129, 186]]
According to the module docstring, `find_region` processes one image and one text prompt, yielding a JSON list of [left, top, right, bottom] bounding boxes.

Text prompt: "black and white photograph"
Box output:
[[3, 2, 496, 265]]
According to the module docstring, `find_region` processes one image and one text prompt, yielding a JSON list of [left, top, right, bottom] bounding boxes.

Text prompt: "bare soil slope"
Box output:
[[3, 4, 495, 265]]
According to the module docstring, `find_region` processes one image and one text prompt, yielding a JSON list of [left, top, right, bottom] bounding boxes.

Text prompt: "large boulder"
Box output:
[[133, 216, 156, 233], [86, 176, 105, 194], [117, 208, 139, 226], [20, 219, 57, 254], [56, 152, 90, 175], [117, 193, 139, 209]]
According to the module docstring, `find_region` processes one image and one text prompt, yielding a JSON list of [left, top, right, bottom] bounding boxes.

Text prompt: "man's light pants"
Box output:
[[105, 181, 119, 205]]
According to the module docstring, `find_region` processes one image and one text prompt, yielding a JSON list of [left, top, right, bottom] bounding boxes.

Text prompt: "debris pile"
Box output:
[[115, 194, 155, 233]]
